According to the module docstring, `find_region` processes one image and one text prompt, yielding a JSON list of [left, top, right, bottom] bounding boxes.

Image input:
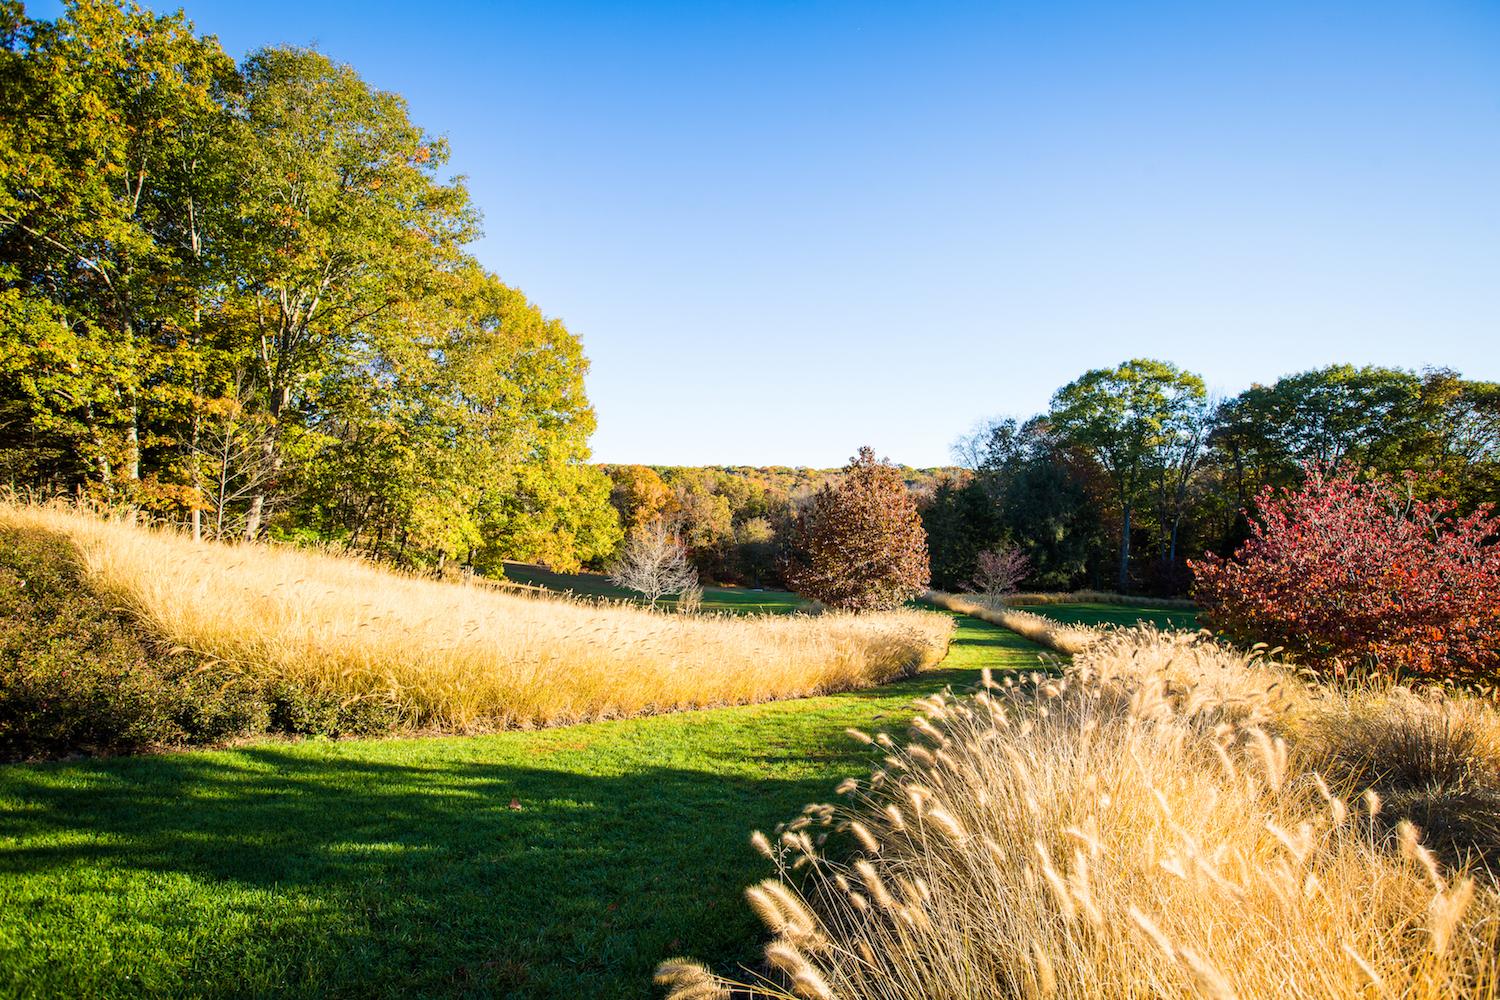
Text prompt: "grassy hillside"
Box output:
[[0, 614, 1031, 999], [0, 505, 951, 755]]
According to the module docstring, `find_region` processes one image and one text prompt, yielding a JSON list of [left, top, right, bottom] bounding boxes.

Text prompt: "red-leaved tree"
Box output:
[[1190, 465, 1500, 682], [786, 447, 930, 612]]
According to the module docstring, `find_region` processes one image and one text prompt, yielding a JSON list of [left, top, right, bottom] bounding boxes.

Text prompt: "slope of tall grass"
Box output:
[[2, 504, 952, 732], [661, 627, 1500, 999]]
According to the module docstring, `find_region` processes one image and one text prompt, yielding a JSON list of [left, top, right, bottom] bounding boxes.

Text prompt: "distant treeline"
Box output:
[[925, 360, 1500, 596], [602, 364, 1500, 598], [598, 464, 955, 587]]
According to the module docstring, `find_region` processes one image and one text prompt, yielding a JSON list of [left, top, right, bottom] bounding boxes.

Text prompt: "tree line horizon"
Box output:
[[601, 360, 1498, 598], [3, 4, 1496, 598]]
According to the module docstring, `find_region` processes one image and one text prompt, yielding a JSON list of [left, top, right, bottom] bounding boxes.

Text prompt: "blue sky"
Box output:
[[35, 0, 1500, 466]]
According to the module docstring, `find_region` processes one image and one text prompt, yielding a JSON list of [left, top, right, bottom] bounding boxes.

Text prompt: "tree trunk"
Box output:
[[86, 403, 112, 486], [124, 405, 141, 482], [188, 405, 203, 542], [1118, 501, 1132, 593], [243, 386, 288, 541], [243, 436, 283, 540]]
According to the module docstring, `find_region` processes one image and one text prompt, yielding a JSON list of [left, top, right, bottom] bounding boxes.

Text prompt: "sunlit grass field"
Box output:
[[1016, 599, 1200, 631], [1, 505, 949, 733], [500, 562, 813, 615], [0, 614, 1035, 999], [663, 626, 1500, 1000]]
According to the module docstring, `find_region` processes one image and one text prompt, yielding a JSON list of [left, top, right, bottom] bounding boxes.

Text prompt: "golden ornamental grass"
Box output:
[[663, 627, 1500, 999], [2, 503, 953, 731]]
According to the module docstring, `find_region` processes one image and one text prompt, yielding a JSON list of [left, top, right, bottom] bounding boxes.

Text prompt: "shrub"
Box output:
[[969, 542, 1030, 595], [0, 522, 266, 759], [785, 447, 930, 612], [1191, 465, 1500, 683]]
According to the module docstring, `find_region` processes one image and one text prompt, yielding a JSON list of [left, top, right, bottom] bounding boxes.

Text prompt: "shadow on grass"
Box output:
[[2, 751, 847, 997], [0, 616, 1043, 999]]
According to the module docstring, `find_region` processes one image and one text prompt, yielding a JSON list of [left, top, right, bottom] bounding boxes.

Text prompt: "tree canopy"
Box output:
[[1, 0, 616, 572], [785, 447, 930, 611]]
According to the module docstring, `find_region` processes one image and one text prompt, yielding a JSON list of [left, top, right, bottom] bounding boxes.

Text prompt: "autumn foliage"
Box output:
[[786, 447, 931, 612], [1191, 465, 1500, 682]]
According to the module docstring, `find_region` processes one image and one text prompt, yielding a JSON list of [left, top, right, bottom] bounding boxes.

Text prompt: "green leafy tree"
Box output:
[[1049, 359, 1207, 592], [920, 473, 1001, 592], [3, 3, 618, 575], [1209, 365, 1500, 522], [786, 447, 930, 611], [226, 46, 477, 537], [0, 0, 238, 490], [960, 415, 1111, 590]]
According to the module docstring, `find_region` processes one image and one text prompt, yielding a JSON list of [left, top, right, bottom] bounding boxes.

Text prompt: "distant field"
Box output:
[[1016, 599, 1200, 631], [501, 562, 811, 615]]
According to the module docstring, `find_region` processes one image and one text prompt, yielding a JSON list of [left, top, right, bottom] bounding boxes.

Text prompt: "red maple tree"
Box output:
[[1191, 465, 1500, 683], [786, 447, 930, 612]]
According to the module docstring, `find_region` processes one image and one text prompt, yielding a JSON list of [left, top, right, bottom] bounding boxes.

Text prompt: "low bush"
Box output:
[[2, 519, 427, 759], [0, 522, 264, 758], [1192, 465, 1500, 684]]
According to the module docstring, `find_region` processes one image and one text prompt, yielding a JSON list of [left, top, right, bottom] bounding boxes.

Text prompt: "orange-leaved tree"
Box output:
[[785, 447, 930, 611]]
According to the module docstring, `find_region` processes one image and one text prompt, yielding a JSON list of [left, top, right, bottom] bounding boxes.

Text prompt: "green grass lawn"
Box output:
[[1018, 600, 1201, 631], [0, 613, 1038, 1000], [500, 562, 812, 615]]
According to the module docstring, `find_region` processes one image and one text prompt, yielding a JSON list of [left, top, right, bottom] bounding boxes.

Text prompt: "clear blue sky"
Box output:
[[34, 0, 1500, 466]]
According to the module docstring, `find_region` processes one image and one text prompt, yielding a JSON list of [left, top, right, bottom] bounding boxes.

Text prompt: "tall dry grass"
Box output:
[[2, 504, 952, 731], [660, 627, 1500, 999], [924, 591, 1101, 654]]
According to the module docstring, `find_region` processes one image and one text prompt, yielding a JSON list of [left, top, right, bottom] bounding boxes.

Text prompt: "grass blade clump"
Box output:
[[664, 627, 1500, 1000]]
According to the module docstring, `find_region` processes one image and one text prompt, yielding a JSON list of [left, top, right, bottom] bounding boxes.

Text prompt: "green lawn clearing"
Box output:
[[1019, 600, 1200, 631], [0, 613, 1036, 1000], [500, 562, 813, 615]]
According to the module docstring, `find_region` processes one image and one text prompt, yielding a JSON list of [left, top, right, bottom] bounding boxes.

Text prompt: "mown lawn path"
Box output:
[[0, 614, 1044, 1000]]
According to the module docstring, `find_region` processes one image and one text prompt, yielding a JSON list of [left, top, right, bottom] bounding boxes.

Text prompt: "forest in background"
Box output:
[[926, 361, 1500, 595], [4, 4, 1498, 597], [603, 362, 1500, 598]]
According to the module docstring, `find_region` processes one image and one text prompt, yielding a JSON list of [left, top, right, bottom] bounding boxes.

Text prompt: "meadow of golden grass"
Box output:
[[1, 504, 953, 731], [661, 627, 1500, 999]]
